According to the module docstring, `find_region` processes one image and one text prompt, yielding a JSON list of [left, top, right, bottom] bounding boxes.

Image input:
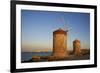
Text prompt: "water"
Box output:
[[21, 52, 52, 61]]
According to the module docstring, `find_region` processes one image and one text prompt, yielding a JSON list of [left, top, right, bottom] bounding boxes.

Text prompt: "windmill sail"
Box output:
[[60, 17, 72, 51]]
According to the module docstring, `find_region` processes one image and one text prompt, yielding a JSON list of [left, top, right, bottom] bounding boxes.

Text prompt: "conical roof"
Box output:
[[53, 28, 66, 35], [73, 39, 80, 43]]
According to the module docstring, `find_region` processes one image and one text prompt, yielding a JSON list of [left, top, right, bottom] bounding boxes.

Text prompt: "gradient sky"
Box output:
[[21, 10, 90, 52]]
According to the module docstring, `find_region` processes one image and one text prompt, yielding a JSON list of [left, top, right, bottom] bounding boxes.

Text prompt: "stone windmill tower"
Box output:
[[53, 28, 68, 58], [52, 17, 70, 58], [73, 39, 81, 56]]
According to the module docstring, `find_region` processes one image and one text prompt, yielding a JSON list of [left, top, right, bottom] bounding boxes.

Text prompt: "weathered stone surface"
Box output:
[[73, 39, 81, 56], [53, 28, 68, 58]]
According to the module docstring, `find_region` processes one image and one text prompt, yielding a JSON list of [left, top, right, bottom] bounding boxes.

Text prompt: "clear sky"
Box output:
[[21, 10, 90, 52]]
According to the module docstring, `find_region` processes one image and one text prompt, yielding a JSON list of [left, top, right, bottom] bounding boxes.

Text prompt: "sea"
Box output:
[[21, 52, 52, 61]]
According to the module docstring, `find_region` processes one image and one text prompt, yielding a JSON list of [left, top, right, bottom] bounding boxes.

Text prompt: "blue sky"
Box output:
[[21, 10, 90, 52]]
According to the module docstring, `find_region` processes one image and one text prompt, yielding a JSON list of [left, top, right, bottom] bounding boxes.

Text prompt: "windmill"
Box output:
[[53, 16, 72, 58]]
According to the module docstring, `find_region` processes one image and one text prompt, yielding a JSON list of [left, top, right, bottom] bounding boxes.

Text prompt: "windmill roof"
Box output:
[[53, 28, 66, 35], [73, 39, 80, 43]]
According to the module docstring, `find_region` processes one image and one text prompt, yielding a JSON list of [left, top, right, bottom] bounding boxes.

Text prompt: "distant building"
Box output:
[[73, 39, 81, 56], [53, 28, 68, 58]]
